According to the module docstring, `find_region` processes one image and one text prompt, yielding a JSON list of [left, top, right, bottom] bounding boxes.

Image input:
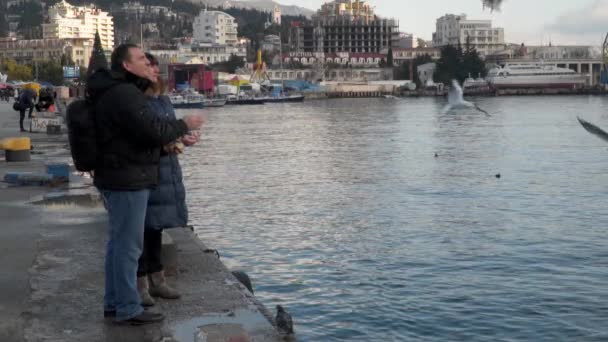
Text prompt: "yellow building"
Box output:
[[0, 38, 94, 67], [43, 0, 114, 52]]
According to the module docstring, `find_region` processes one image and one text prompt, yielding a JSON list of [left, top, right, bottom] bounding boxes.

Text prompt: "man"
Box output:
[[87, 44, 203, 325], [17, 88, 35, 132]]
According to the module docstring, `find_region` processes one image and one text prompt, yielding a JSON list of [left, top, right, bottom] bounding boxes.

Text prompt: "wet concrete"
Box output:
[[0, 102, 281, 342]]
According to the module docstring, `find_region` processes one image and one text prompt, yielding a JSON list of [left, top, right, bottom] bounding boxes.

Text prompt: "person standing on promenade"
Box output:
[[17, 88, 35, 132], [86, 44, 204, 325], [135, 53, 200, 306]]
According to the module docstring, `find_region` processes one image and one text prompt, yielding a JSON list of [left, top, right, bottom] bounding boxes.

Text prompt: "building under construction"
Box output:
[[288, 0, 399, 54]]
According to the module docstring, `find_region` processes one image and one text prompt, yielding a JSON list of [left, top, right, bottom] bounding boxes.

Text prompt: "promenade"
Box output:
[[0, 101, 281, 342]]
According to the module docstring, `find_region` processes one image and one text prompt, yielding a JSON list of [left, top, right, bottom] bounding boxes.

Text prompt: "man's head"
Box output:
[[111, 44, 150, 79], [144, 52, 160, 83]]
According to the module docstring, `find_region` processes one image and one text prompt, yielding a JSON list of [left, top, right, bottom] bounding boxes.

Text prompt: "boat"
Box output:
[[225, 95, 265, 105], [203, 98, 227, 107], [172, 93, 205, 109], [169, 94, 184, 106], [261, 94, 305, 103], [486, 63, 588, 89], [463, 76, 489, 89]]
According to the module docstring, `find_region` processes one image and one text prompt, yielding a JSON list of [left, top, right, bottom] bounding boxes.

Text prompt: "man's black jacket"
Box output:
[[87, 69, 189, 190]]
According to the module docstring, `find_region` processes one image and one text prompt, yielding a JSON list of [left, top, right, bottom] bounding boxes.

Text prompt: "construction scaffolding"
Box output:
[[289, 1, 398, 55]]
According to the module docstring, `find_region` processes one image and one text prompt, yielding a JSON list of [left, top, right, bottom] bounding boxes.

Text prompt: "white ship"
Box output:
[[486, 63, 588, 89]]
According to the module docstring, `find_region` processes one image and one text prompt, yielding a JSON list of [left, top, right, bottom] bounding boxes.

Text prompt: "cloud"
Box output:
[[546, 0, 608, 36]]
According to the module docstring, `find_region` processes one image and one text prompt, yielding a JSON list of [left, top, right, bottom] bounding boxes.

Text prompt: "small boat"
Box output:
[[203, 98, 227, 107], [383, 95, 397, 99], [225, 95, 265, 105], [173, 93, 205, 109], [169, 94, 184, 105], [262, 94, 305, 103]]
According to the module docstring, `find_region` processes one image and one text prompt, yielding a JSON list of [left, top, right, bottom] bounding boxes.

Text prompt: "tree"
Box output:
[[16, 1, 43, 38], [88, 31, 108, 75], [433, 42, 486, 85], [462, 36, 487, 79], [393, 54, 433, 84], [37, 60, 64, 85], [60, 54, 75, 67], [0, 58, 33, 81], [78, 66, 88, 83], [0, 14, 8, 38], [387, 48, 394, 67], [209, 54, 245, 73], [434, 45, 462, 85]]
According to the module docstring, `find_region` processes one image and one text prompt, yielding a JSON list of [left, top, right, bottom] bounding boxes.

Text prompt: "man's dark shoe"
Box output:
[[119, 311, 164, 326], [104, 310, 116, 318]]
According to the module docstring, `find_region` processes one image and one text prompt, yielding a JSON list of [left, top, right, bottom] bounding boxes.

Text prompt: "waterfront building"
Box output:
[[432, 14, 504, 56], [193, 10, 238, 46], [288, 0, 399, 54], [0, 38, 94, 67], [43, 0, 114, 52], [395, 33, 418, 49], [391, 47, 441, 65]]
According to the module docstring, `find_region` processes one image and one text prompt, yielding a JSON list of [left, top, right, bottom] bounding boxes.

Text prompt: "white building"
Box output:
[[396, 33, 418, 49], [193, 10, 238, 46], [262, 34, 281, 52], [43, 0, 114, 52], [432, 14, 504, 56]]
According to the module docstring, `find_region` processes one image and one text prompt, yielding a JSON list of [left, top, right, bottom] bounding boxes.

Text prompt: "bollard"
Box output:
[[1, 137, 31, 162], [46, 163, 69, 183], [161, 232, 178, 276], [46, 124, 61, 135]]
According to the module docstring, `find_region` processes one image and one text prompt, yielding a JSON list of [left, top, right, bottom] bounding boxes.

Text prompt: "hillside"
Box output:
[[188, 0, 314, 17]]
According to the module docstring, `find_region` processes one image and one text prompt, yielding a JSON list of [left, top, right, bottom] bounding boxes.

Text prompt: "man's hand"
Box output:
[[182, 131, 200, 147], [182, 114, 204, 130]]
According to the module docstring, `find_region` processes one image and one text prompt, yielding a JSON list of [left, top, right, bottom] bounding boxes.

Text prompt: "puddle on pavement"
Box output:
[[32, 193, 102, 207], [171, 308, 275, 342], [31, 192, 106, 225]]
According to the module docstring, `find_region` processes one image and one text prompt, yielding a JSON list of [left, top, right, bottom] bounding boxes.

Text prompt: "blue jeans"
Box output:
[[100, 189, 150, 321]]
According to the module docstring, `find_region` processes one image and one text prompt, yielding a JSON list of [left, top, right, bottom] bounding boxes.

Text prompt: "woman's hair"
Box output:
[[144, 52, 166, 95]]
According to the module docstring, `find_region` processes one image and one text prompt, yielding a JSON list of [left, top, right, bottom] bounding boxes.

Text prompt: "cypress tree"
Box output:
[[88, 31, 108, 76]]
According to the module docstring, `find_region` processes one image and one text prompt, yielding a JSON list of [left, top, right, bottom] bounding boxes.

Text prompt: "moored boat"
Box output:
[[203, 98, 227, 107], [486, 63, 588, 89], [172, 93, 205, 109], [261, 94, 305, 103]]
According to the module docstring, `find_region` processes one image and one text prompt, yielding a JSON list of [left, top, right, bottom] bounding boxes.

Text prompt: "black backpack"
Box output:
[[66, 99, 97, 172]]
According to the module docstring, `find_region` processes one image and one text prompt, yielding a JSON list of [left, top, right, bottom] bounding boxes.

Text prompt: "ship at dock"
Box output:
[[486, 63, 588, 89]]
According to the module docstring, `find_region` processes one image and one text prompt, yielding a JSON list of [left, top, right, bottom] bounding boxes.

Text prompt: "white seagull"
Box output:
[[442, 79, 491, 116]]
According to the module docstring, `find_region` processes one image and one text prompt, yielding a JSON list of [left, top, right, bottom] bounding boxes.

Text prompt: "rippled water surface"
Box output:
[[179, 96, 608, 341]]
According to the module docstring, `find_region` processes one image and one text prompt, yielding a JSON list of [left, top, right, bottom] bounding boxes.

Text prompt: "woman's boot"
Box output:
[[148, 271, 181, 299], [137, 276, 156, 307]]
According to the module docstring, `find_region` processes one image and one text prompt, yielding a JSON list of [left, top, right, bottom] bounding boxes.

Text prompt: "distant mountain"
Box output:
[[190, 0, 315, 17]]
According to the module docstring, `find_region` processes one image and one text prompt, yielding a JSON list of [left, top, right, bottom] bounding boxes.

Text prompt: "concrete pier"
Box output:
[[0, 101, 281, 342]]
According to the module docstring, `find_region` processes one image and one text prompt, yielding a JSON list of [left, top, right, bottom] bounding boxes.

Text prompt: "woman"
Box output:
[[137, 52, 201, 306]]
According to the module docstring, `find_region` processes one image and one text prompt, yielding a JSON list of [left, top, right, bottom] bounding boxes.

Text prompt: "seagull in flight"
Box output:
[[577, 117, 608, 143], [442, 79, 491, 116]]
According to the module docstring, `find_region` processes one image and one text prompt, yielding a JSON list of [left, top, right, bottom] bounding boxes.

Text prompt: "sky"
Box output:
[[274, 0, 608, 46]]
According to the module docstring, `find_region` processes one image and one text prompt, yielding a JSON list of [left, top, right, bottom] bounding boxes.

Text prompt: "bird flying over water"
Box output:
[[442, 79, 491, 116], [577, 117, 608, 143], [482, 0, 504, 11]]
